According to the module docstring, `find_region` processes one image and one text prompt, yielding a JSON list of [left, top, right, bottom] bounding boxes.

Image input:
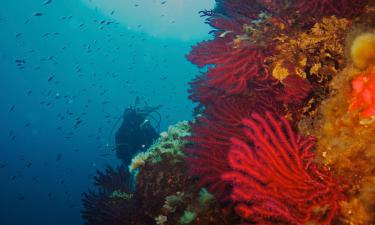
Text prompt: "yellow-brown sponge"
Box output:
[[351, 32, 375, 69]]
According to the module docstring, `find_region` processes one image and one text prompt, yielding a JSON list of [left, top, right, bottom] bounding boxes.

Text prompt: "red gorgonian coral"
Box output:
[[186, 97, 253, 199], [293, 0, 368, 19], [222, 112, 344, 224], [187, 38, 269, 94], [279, 75, 312, 105], [186, 89, 285, 199]]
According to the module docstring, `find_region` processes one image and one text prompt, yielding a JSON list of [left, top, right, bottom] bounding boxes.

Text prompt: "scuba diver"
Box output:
[[110, 98, 161, 166]]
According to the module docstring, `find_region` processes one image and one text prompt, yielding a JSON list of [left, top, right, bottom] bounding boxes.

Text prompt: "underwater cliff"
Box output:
[[1, 0, 374, 225], [81, 0, 375, 225]]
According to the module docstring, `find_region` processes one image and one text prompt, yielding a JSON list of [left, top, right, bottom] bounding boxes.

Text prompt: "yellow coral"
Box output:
[[272, 61, 290, 81], [351, 32, 375, 69], [268, 16, 350, 82]]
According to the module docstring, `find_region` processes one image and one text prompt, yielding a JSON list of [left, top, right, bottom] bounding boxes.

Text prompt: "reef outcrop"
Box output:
[[82, 1, 375, 224]]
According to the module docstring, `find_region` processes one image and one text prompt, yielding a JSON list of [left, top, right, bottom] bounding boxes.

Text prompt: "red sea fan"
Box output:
[[222, 112, 344, 224], [81, 190, 134, 225], [187, 38, 233, 69], [205, 14, 246, 36], [206, 47, 268, 94], [186, 92, 284, 199], [293, 0, 368, 19], [279, 75, 312, 105], [215, 0, 261, 19], [187, 38, 269, 94], [94, 165, 131, 193], [187, 98, 252, 198], [81, 165, 135, 225]]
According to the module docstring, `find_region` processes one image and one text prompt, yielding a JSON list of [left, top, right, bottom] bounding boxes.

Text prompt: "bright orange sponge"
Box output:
[[349, 68, 375, 118]]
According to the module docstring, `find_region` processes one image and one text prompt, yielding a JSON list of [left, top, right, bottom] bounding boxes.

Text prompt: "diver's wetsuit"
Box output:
[[115, 110, 158, 166]]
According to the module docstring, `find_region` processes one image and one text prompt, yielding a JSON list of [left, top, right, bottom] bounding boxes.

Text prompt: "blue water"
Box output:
[[0, 1, 213, 224]]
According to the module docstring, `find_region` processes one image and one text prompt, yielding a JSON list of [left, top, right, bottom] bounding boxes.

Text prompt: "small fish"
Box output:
[[15, 59, 26, 64], [48, 193, 52, 198], [140, 119, 149, 127], [12, 175, 16, 180], [33, 12, 44, 16], [10, 105, 15, 111], [18, 196, 25, 200], [56, 154, 62, 161], [47, 75, 55, 82], [27, 163, 32, 168], [43, 0, 52, 5], [219, 30, 233, 38], [0, 164, 6, 168]]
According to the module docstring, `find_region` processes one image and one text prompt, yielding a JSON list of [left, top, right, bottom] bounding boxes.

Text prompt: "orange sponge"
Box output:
[[349, 68, 375, 118]]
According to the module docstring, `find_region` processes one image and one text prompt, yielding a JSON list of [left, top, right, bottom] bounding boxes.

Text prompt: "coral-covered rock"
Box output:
[[132, 122, 239, 225], [309, 66, 375, 224]]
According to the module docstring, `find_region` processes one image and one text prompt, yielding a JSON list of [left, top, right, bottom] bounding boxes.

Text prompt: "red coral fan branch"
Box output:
[[222, 112, 344, 224], [188, 75, 225, 104], [207, 15, 247, 36], [94, 165, 131, 193], [186, 92, 285, 199], [206, 48, 268, 94], [186, 98, 253, 198], [293, 0, 368, 19], [279, 75, 312, 105], [187, 38, 269, 94], [215, 0, 261, 20], [187, 38, 233, 68]]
